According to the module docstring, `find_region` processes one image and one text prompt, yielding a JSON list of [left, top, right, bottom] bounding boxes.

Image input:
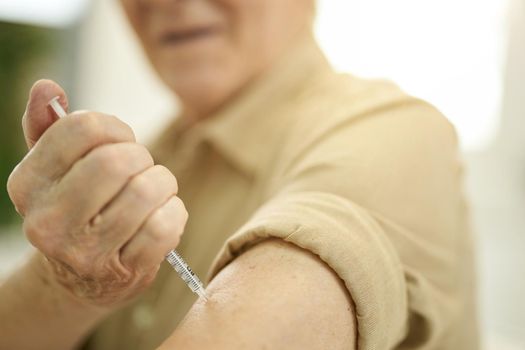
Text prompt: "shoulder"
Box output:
[[269, 74, 464, 238], [280, 74, 459, 170]]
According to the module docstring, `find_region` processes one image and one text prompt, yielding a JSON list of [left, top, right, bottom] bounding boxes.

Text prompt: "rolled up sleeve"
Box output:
[[208, 100, 467, 349], [209, 190, 408, 349]]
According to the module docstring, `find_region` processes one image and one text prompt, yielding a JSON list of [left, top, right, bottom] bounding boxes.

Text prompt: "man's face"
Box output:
[[120, 0, 314, 115]]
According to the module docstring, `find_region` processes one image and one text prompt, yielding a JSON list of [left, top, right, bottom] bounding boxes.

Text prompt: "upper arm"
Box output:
[[159, 100, 464, 349], [158, 239, 356, 350]]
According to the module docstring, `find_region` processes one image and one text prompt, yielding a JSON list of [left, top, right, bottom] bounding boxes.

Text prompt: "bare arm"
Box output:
[[158, 239, 357, 350], [1, 80, 188, 349], [0, 253, 109, 350]]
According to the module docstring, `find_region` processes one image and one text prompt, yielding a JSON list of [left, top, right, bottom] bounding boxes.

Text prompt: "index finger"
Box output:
[[24, 111, 136, 182]]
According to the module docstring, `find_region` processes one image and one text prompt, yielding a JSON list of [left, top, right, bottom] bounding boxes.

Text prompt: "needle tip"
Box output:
[[196, 289, 208, 302]]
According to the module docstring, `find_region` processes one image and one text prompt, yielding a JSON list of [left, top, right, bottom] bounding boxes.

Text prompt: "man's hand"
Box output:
[[6, 79, 188, 307]]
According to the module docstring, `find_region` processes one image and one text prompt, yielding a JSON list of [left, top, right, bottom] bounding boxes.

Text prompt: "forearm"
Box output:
[[158, 239, 357, 350], [0, 252, 109, 350]]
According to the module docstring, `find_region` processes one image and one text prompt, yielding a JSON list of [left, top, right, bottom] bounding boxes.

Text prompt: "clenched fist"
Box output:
[[7, 80, 188, 307]]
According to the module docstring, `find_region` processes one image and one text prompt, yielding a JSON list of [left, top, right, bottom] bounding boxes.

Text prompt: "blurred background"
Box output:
[[0, 0, 523, 348]]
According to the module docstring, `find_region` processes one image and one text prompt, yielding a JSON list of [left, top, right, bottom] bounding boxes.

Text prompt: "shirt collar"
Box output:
[[161, 37, 335, 178]]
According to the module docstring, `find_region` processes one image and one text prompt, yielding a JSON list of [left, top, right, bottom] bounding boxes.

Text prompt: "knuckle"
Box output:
[[6, 165, 27, 214], [22, 215, 41, 245], [181, 209, 189, 230], [155, 165, 178, 194], [106, 114, 136, 141], [68, 112, 135, 144], [94, 146, 126, 176], [145, 210, 170, 242], [158, 197, 187, 239], [132, 143, 154, 167], [129, 173, 155, 202], [173, 196, 189, 226], [168, 232, 181, 249], [74, 112, 103, 139], [23, 209, 62, 255], [95, 143, 152, 178]]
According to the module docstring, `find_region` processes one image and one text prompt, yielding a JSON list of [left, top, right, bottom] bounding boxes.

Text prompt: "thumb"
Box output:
[[22, 79, 69, 149]]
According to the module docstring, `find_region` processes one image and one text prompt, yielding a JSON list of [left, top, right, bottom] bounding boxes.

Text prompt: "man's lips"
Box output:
[[159, 27, 220, 46]]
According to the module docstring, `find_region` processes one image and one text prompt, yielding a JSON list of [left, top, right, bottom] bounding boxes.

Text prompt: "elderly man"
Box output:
[[0, 0, 477, 349]]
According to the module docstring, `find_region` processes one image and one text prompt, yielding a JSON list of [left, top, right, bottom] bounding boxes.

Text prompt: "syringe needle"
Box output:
[[47, 96, 208, 300]]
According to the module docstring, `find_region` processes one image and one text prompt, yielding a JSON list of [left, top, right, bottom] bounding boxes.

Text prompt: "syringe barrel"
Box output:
[[165, 250, 205, 294]]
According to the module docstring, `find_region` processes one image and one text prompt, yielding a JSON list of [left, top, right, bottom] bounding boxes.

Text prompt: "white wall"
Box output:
[[465, 0, 525, 347], [314, 0, 509, 152]]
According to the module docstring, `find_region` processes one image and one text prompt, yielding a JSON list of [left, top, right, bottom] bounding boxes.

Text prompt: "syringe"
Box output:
[[48, 96, 208, 300]]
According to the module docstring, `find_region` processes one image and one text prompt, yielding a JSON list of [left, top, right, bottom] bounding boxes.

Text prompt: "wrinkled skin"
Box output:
[[7, 80, 188, 307]]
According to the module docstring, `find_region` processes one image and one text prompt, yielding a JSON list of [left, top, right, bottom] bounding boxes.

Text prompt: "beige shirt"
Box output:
[[84, 38, 478, 350]]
